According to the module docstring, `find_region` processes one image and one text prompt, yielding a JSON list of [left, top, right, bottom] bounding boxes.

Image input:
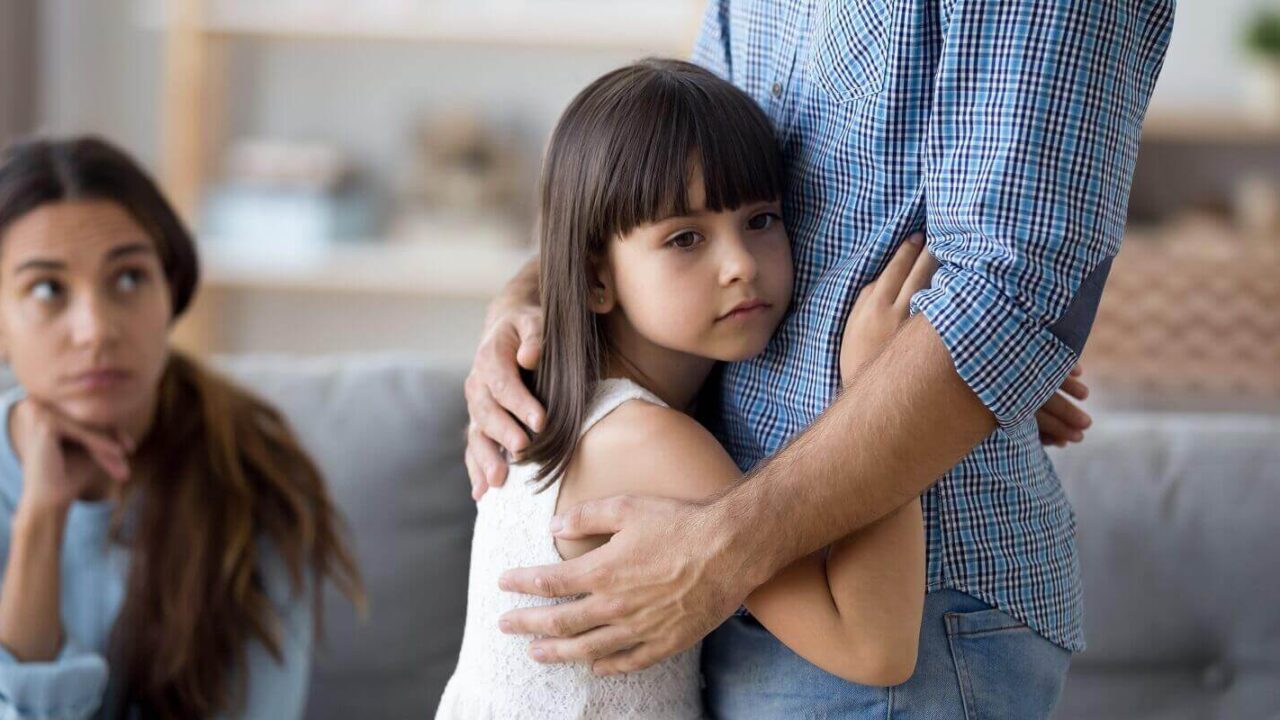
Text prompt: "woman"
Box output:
[[0, 136, 362, 719]]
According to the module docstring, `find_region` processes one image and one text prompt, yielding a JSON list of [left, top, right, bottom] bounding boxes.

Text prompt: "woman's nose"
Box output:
[[70, 295, 121, 347], [719, 235, 759, 286]]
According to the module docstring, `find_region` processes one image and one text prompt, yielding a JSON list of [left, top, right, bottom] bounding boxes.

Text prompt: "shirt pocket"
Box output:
[[808, 0, 894, 102]]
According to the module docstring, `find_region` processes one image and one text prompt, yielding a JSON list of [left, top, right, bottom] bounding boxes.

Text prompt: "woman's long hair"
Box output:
[[522, 58, 786, 489], [0, 136, 363, 718]]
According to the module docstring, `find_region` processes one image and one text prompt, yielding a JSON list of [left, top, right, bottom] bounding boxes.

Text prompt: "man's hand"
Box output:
[[496, 496, 760, 675], [465, 261, 547, 500]]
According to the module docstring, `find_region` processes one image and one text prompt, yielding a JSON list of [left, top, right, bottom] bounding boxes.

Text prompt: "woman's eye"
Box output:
[[667, 232, 704, 251], [747, 212, 782, 231], [30, 280, 62, 303], [115, 268, 146, 293]]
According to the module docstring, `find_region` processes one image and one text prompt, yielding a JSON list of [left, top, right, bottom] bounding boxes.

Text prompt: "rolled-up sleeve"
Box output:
[[911, 0, 1174, 428], [0, 640, 108, 720]]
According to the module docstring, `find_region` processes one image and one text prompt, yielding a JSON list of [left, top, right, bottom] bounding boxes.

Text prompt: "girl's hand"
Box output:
[[1035, 364, 1092, 447], [839, 232, 937, 386], [10, 399, 132, 516]]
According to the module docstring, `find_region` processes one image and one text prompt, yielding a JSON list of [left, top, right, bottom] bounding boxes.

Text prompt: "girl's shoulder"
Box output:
[[565, 395, 741, 506]]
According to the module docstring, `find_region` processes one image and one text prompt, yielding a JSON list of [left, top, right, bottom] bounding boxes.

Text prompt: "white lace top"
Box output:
[[436, 379, 704, 719]]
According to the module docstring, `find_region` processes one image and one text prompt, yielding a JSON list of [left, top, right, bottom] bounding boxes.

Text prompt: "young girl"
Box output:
[[441, 58, 1088, 718], [0, 137, 363, 719], [437, 58, 937, 719]]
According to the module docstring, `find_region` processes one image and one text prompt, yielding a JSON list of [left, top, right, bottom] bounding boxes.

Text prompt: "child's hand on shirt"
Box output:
[[839, 232, 936, 386]]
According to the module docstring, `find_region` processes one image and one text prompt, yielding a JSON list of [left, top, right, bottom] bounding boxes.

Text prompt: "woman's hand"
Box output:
[[0, 400, 131, 662], [839, 232, 936, 386], [10, 398, 132, 515], [465, 260, 547, 500]]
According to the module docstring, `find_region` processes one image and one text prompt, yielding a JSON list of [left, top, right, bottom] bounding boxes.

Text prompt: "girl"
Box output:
[[439, 58, 932, 719], [441, 58, 1088, 718], [0, 137, 362, 719]]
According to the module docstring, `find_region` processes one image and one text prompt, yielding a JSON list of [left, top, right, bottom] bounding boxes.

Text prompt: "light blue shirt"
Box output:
[[0, 388, 313, 719]]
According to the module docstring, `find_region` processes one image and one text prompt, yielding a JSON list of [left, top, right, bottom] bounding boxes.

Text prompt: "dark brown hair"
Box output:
[[0, 136, 363, 718], [522, 58, 785, 489]]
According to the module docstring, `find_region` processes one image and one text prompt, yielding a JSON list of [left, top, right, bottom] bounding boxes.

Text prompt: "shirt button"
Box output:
[[771, 82, 783, 97]]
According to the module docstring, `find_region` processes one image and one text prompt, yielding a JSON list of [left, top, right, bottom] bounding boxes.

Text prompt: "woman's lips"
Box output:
[[717, 300, 771, 321], [65, 369, 133, 392]]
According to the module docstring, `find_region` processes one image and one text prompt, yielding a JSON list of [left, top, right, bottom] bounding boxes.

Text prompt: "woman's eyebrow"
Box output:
[[104, 241, 156, 261], [13, 258, 65, 274]]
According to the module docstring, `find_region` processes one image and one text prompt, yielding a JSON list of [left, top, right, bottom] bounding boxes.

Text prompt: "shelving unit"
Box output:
[[153, 0, 702, 354]]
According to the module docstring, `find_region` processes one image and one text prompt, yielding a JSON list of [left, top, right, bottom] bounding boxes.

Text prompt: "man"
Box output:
[[464, 0, 1174, 716]]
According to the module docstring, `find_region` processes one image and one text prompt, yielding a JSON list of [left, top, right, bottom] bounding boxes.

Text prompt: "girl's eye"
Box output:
[[30, 280, 63, 303], [115, 268, 146, 293], [747, 211, 782, 231], [667, 231, 704, 251]]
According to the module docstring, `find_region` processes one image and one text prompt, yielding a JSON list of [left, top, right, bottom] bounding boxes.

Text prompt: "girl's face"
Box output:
[[598, 170, 793, 364], [0, 200, 172, 431]]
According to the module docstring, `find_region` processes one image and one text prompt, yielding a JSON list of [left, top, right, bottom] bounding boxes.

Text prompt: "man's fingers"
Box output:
[[875, 232, 925, 301], [467, 425, 508, 491], [895, 243, 939, 308], [464, 445, 490, 500], [499, 556, 596, 598], [501, 594, 621, 641], [514, 313, 545, 373], [467, 377, 531, 456], [592, 642, 667, 676], [481, 324, 546, 434], [528, 624, 636, 664], [551, 495, 640, 540]]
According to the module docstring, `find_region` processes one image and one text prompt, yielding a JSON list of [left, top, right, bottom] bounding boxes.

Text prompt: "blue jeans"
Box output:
[[702, 590, 1071, 719]]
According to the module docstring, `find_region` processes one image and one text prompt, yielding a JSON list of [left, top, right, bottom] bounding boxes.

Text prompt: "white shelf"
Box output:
[[143, 0, 701, 53], [200, 238, 535, 298]]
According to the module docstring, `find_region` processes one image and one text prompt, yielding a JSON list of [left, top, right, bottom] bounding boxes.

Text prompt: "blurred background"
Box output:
[[0, 2, 1278, 718], [0, 0, 1276, 414]]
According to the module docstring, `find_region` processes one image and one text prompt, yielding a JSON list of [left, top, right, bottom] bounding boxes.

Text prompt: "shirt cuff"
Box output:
[[911, 264, 1078, 429], [0, 640, 108, 720]]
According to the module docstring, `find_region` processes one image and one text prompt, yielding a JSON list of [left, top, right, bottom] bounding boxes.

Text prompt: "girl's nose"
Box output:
[[719, 235, 759, 286]]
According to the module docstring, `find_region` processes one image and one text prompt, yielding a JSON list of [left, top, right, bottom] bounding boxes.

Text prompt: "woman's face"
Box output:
[[602, 169, 793, 363], [0, 200, 172, 431]]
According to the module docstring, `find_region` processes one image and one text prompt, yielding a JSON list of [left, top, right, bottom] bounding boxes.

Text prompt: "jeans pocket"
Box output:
[[944, 608, 1070, 720], [807, 0, 893, 102]]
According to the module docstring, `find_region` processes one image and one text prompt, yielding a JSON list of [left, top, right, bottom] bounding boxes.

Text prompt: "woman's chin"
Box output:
[[55, 396, 137, 432]]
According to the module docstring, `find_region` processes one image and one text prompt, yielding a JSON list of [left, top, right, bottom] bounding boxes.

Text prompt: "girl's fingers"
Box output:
[[1060, 375, 1089, 401], [1043, 392, 1092, 432], [874, 233, 925, 302], [1035, 407, 1081, 445], [895, 244, 939, 309]]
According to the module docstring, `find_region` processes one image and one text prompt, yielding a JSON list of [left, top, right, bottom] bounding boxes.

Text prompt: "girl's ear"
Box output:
[[588, 259, 617, 315]]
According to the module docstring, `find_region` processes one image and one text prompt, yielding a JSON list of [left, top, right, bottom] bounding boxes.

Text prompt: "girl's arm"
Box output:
[[559, 403, 922, 685]]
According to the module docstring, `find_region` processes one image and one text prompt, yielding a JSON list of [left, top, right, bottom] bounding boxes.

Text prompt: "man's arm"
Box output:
[[497, 0, 1174, 675]]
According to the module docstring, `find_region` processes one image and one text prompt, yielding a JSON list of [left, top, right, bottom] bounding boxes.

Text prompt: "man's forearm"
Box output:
[[718, 315, 996, 585]]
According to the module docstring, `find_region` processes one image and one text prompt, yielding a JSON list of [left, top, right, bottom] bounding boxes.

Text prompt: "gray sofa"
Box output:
[[11, 355, 1277, 718], [225, 354, 1275, 720]]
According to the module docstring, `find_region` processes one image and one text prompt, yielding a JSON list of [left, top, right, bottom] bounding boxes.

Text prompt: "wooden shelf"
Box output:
[[1141, 112, 1280, 144], [200, 238, 535, 298], [143, 0, 701, 53]]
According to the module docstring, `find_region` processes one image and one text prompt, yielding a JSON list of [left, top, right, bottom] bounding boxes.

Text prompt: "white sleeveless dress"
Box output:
[[436, 379, 705, 719]]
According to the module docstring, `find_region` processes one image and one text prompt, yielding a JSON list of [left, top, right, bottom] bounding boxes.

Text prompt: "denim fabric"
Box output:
[[702, 590, 1070, 719]]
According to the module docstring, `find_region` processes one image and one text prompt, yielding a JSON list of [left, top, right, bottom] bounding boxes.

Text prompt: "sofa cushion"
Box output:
[[1048, 412, 1280, 720], [216, 354, 473, 719]]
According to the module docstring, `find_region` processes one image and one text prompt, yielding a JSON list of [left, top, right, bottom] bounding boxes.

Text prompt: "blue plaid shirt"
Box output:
[[694, 0, 1173, 652]]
